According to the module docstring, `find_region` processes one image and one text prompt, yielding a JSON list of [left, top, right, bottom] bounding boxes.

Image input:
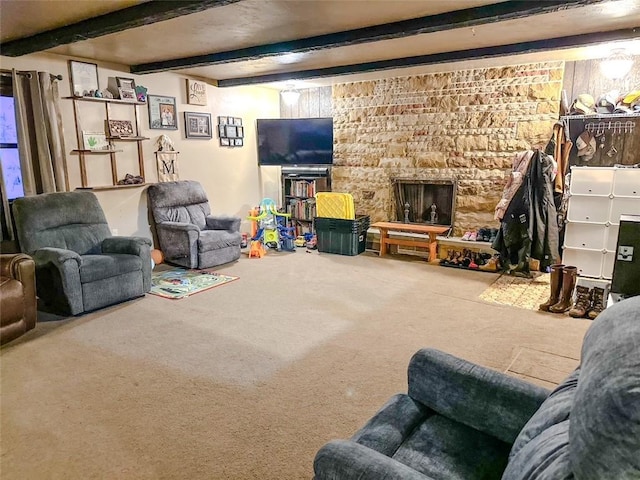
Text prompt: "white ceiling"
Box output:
[[1, 0, 639, 88]]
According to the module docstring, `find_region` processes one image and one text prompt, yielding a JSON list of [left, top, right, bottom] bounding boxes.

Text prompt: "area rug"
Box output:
[[149, 268, 239, 299], [479, 272, 550, 311]]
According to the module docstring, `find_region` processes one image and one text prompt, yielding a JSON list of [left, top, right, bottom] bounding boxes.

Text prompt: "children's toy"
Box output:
[[247, 198, 296, 257]]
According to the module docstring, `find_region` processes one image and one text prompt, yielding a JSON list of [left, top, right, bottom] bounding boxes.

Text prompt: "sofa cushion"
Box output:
[[569, 296, 640, 479], [79, 254, 142, 283], [198, 229, 241, 252], [392, 414, 511, 480]]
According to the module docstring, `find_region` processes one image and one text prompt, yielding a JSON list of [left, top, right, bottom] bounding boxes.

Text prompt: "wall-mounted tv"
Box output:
[[256, 117, 333, 166]]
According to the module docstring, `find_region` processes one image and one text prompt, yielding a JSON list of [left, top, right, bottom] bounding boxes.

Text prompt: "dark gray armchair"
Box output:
[[314, 296, 640, 479], [147, 180, 241, 269], [12, 191, 152, 316]]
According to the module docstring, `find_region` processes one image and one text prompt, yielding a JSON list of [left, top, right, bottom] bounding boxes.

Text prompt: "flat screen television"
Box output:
[[256, 117, 333, 166]]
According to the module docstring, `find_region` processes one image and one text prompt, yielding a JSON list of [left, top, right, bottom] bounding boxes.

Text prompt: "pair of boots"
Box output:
[[568, 286, 606, 319], [539, 264, 577, 313]]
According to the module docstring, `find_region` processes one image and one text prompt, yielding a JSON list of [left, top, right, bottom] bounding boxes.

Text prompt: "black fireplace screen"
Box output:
[[393, 179, 456, 227]]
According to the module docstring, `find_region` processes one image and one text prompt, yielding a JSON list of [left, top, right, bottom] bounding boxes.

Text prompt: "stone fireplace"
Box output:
[[392, 177, 456, 227]]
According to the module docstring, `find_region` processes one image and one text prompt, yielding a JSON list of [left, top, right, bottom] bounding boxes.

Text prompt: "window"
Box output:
[[0, 74, 24, 200]]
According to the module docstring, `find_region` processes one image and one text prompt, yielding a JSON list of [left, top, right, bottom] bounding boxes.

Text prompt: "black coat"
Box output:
[[492, 150, 560, 275]]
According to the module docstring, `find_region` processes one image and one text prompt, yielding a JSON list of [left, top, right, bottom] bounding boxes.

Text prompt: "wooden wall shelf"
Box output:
[[76, 183, 150, 192], [66, 96, 148, 188]]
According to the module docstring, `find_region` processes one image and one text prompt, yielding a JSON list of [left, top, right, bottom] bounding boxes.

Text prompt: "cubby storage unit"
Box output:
[[65, 96, 149, 190], [281, 166, 330, 235], [563, 166, 640, 280]]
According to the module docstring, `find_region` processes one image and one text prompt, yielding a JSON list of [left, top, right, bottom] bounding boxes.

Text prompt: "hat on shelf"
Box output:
[[596, 93, 616, 114], [613, 105, 634, 114], [576, 131, 596, 161], [570, 93, 596, 115], [622, 90, 640, 105]]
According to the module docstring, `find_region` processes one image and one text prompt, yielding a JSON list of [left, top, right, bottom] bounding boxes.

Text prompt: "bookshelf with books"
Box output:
[[281, 166, 331, 235]]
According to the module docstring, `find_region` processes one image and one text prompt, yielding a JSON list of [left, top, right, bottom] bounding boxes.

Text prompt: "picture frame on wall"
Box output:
[[220, 138, 230, 146], [218, 116, 228, 126], [232, 117, 242, 126], [234, 138, 243, 147], [68, 60, 99, 97], [237, 126, 244, 138], [186, 79, 207, 106], [218, 125, 226, 138], [225, 125, 238, 138], [147, 94, 178, 130], [185, 112, 212, 139], [82, 131, 109, 150]]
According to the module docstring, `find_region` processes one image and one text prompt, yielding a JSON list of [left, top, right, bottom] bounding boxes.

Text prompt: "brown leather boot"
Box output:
[[569, 285, 591, 318], [587, 287, 606, 319], [539, 264, 564, 311], [549, 266, 577, 313]]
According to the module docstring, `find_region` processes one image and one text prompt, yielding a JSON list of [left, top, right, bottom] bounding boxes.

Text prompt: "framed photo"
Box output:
[[232, 117, 242, 126], [225, 125, 238, 138], [220, 138, 230, 146], [147, 95, 178, 130], [218, 116, 228, 126], [107, 120, 134, 137], [218, 125, 226, 138], [186, 79, 207, 106], [234, 138, 243, 147], [237, 126, 244, 138], [226, 116, 234, 125], [118, 87, 137, 102], [82, 131, 109, 150], [68, 60, 99, 97], [184, 112, 212, 139], [116, 77, 136, 90]]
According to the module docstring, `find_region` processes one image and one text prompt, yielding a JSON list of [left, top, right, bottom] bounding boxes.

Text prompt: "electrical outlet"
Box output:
[[112, 229, 118, 236]]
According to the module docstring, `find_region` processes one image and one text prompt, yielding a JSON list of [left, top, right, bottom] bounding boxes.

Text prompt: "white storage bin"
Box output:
[[613, 169, 640, 197], [562, 247, 603, 278], [609, 197, 640, 224], [567, 195, 611, 223], [605, 223, 620, 251], [602, 250, 615, 280], [570, 167, 614, 196], [564, 222, 607, 250]]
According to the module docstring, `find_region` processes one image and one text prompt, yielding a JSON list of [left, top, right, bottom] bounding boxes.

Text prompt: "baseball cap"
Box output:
[[571, 94, 596, 115], [576, 131, 596, 161], [596, 94, 616, 114]]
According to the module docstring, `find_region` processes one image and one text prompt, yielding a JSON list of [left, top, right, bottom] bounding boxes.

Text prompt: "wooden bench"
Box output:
[[371, 222, 450, 261]]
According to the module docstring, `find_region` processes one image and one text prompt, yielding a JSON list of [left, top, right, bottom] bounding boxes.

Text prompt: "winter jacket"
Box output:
[[492, 150, 560, 275]]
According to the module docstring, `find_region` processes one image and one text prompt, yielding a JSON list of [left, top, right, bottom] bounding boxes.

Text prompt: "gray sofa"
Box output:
[[147, 181, 241, 269], [12, 191, 152, 316], [314, 296, 640, 480]]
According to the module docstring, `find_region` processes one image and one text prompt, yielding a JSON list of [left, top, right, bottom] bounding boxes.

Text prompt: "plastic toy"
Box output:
[[246, 198, 296, 257]]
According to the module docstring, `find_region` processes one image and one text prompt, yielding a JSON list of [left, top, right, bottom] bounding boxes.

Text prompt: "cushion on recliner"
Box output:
[[79, 254, 143, 283], [148, 180, 211, 230], [569, 297, 640, 479], [198, 230, 242, 252]]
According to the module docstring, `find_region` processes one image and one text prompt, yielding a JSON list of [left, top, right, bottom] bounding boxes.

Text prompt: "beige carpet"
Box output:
[[0, 250, 591, 479]]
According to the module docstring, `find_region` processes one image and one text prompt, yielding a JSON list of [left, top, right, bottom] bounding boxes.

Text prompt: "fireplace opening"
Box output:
[[392, 178, 456, 227]]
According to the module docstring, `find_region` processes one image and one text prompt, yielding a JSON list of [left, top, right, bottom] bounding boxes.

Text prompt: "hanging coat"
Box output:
[[492, 150, 560, 275]]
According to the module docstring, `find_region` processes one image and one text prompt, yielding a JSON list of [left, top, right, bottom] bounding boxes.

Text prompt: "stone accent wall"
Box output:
[[332, 61, 564, 235]]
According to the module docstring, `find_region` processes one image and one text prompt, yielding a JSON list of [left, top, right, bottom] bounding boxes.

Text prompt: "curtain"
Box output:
[[12, 69, 69, 195]]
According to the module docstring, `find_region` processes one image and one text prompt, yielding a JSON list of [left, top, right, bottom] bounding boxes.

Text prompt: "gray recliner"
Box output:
[[314, 296, 640, 480], [147, 180, 241, 269], [12, 191, 152, 316]]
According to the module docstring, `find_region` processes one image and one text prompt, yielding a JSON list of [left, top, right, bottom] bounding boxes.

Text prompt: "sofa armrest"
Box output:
[[32, 247, 83, 314], [0, 254, 36, 330], [102, 236, 153, 292], [156, 222, 200, 259], [206, 215, 241, 232], [408, 348, 550, 445], [314, 440, 433, 480]]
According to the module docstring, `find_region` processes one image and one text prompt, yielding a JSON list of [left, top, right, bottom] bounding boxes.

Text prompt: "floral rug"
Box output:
[[479, 272, 550, 311], [149, 268, 239, 299]]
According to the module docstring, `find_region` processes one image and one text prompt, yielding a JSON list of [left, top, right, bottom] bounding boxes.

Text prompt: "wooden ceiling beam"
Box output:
[[131, 0, 607, 74], [216, 27, 640, 87], [0, 0, 241, 57]]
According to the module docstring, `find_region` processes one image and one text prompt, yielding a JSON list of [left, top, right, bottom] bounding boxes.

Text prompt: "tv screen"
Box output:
[[257, 118, 333, 166]]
